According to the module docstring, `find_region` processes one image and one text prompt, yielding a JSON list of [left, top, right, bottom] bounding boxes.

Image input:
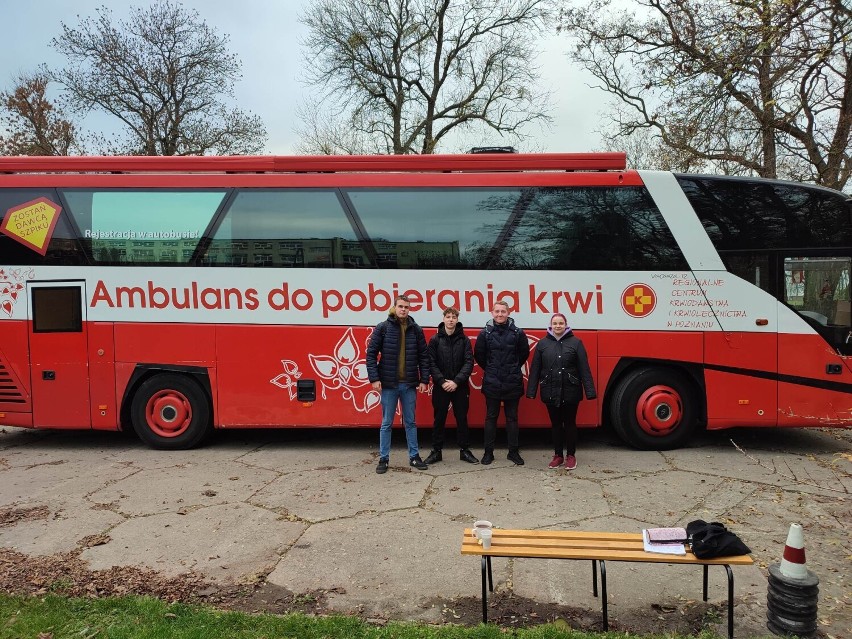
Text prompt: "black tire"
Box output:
[[608, 366, 700, 450], [130, 373, 211, 449]]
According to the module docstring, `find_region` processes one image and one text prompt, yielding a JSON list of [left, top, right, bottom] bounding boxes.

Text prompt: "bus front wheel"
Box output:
[[609, 367, 699, 450], [130, 374, 211, 449]]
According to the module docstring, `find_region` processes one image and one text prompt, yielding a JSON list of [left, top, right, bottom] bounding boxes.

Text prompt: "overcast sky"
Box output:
[[3, 0, 613, 155]]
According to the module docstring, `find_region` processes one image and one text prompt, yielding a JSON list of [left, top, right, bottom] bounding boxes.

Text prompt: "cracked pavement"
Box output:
[[0, 425, 849, 638]]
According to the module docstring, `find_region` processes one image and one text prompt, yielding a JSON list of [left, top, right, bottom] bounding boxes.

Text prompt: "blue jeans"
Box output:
[[379, 383, 420, 460]]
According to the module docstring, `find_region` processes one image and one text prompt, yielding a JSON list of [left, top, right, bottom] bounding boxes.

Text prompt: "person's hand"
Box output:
[[372, 381, 381, 391], [418, 383, 428, 393], [443, 380, 457, 392]]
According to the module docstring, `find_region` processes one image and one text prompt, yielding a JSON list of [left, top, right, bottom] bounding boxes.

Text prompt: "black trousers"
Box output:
[[484, 396, 520, 451], [547, 402, 580, 456], [431, 385, 471, 449]]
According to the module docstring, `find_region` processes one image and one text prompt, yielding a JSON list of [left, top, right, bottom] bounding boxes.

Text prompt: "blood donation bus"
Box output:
[[0, 153, 849, 450]]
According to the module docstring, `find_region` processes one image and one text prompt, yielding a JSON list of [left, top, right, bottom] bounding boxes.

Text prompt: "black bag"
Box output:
[[686, 520, 751, 559]]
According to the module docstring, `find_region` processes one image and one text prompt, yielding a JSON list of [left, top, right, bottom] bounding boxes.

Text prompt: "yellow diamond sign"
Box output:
[[1, 197, 62, 256]]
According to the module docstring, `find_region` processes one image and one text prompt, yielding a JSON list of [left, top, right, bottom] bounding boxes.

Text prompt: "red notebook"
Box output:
[[647, 527, 688, 544]]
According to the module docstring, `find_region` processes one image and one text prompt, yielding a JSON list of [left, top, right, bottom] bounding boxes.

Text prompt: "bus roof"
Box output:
[[0, 153, 626, 174]]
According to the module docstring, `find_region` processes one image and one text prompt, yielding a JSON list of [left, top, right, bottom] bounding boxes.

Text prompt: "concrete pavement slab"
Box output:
[[0, 502, 123, 555], [427, 467, 610, 527], [605, 470, 731, 521], [82, 503, 303, 583], [88, 461, 278, 516], [267, 508, 510, 622], [0, 459, 138, 508], [252, 464, 432, 521], [238, 441, 377, 473]]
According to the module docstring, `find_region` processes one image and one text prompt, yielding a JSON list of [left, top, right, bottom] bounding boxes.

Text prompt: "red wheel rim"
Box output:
[[635, 385, 682, 436], [145, 389, 192, 438]]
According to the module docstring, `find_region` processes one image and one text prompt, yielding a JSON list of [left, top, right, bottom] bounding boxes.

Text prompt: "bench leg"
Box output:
[[481, 556, 488, 623], [725, 564, 734, 639], [701, 564, 735, 639], [591, 559, 598, 597], [600, 559, 608, 630], [487, 555, 493, 592]]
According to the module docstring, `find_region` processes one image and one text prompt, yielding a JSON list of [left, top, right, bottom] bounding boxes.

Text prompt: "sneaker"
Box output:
[[424, 449, 442, 465], [507, 450, 525, 466], [460, 449, 480, 464], [376, 458, 389, 474], [409, 455, 428, 470], [548, 455, 564, 469], [481, 450, 494, 465], [565, 455, 577, 470]]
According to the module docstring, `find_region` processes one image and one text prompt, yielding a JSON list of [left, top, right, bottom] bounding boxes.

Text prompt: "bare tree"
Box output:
[[52, 0, 266, 155], [300, 0, 553, 154], [560, 0, 851, 191], [0, 71, 80, 156], [295, 99, 377, 155]]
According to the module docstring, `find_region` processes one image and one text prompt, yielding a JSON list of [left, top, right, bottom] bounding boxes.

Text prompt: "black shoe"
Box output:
[[424, 449, 442, 465], [507, 450, 525, 466], [481, 450, 494, 465], [409, 455, 428, 470], [460, 449, 479, 464], [376, 458, 389, 474]]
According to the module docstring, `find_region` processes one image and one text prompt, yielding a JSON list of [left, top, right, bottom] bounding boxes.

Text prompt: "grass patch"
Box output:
[[0, 593, 724, 639]]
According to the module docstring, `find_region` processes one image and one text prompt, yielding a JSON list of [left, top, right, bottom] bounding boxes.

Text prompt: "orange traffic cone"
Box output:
[[779, 523, 808, 580]]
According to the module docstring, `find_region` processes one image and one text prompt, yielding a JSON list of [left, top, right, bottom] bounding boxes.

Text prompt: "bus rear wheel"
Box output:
[[609, 367, 699, 450], [130, 374, 211, 449]]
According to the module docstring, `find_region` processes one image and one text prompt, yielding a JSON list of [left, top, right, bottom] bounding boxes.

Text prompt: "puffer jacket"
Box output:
[[526, 330, 596, 406], [428, 322, 473, 388], [366, 310, 429, 388], [474, 317, 530, 399]]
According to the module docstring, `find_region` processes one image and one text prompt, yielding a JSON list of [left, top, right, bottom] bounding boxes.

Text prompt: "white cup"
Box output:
[[479, 528, 493, 549], [472, 520, 493, 538]]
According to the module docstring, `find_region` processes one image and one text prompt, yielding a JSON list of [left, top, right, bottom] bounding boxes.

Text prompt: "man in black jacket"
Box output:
[[424, 307, 478, 465], [366, 295, 430, 474], [474, 300, 530, 465]]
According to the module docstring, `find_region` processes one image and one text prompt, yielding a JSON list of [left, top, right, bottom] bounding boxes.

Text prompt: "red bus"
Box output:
[[0, 153, 849, 450]]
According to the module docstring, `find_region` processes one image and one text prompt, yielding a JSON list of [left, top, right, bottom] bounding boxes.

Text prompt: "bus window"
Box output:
[[512, 186, 688, 270], [677, 175, 852, 250], [0, 189, 87, 266], [344, 188, 521, 269], [785, 256, 851, 354], [63, 190, 227, 265], [208, 189, 356, 268], [343, 186, 688, 270]]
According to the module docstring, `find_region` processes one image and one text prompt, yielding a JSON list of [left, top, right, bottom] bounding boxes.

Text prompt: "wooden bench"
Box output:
[[461, 528, 754, 639]]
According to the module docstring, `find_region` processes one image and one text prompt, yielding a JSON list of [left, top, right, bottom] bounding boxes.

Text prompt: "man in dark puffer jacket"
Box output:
[[424, 307, 478, 465], [366, 295, 430, 474], [474, 300, 530, 466]]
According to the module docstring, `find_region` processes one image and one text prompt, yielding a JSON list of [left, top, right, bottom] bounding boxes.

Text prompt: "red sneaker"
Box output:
[[565, 455, 577, 470], [548, 455, 564, 469]]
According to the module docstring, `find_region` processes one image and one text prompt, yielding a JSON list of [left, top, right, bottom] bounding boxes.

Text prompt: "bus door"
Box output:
[[26, 281, 91, 428], [779, 255, 852, 425]]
